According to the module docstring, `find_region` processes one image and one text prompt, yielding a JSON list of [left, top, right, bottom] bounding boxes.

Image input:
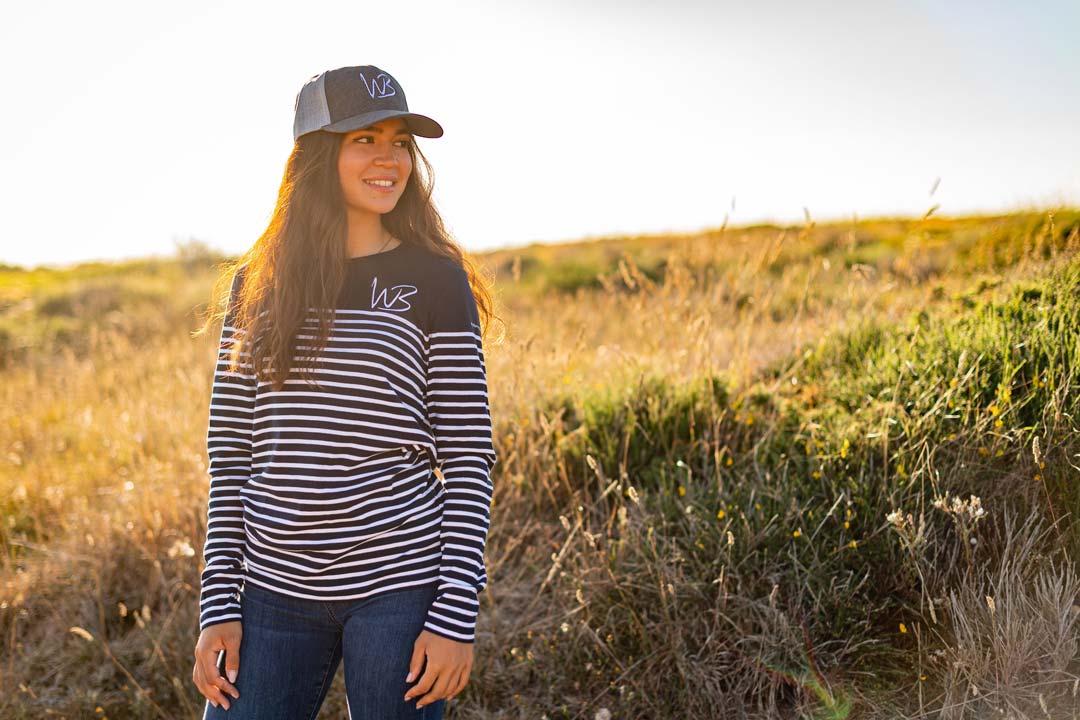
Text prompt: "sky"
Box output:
[[1, 0, 1077, 268]]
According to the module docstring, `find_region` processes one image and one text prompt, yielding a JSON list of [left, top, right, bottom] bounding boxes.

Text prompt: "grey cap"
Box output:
[[292, 65, 443, 142]]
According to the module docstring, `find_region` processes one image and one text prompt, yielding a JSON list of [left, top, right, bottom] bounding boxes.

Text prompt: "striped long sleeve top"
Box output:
[[198, 241, 497, 643]]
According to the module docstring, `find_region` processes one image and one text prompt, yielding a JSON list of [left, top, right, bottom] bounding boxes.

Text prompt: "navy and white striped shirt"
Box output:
[[198, 241, 497, 643]]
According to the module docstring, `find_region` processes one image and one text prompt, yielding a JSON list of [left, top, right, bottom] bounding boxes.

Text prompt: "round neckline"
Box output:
[[347, 241, 408, 261]]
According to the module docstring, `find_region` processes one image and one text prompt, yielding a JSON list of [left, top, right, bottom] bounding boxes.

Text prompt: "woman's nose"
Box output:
[[374, 148, 397, 166]]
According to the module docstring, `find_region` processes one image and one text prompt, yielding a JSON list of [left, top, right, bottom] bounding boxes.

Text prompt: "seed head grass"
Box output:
[[2, 210, 1079, 718]]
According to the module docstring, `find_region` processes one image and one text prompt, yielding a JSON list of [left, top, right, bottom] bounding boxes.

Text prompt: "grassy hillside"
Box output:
[[1, 209, 1078, 718]]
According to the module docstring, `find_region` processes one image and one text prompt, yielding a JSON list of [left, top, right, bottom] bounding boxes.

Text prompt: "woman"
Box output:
[[191, 65, 498, 719]]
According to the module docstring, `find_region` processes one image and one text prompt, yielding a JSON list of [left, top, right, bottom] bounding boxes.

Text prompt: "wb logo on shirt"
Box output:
[[370, 276, 416, 312], [359, 72, 396, 99]]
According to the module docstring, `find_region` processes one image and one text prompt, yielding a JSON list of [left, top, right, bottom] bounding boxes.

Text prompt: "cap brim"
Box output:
[[323, 109, 443, 138]]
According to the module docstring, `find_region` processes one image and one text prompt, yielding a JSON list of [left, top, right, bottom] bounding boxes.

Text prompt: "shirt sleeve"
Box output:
[[421, 266, 498, 643], [198, 269, 256, 632]]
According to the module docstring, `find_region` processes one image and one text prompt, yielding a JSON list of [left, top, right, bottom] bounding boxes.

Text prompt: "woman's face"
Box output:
[[337, 117, 414, 218]]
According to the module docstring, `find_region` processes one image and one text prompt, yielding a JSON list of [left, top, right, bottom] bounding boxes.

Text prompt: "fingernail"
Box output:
[[406, 671, 414, 682], [227, 669, 237, 683]]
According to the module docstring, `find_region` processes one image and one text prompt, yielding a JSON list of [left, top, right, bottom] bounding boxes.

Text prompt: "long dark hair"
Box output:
[[195, 129, 499, 391]]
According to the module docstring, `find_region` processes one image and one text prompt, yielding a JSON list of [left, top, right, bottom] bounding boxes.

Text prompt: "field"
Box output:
[[2, 209, 1079, 718]]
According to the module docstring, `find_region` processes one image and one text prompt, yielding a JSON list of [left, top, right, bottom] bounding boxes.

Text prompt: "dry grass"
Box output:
[[2, 209, 1079, 718]]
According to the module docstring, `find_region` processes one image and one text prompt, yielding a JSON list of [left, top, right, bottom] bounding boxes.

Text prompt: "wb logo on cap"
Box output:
[[360, 72, 396, 99]]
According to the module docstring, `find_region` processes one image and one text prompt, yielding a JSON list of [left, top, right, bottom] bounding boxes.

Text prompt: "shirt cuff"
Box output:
[[422, 582, 480, 643]]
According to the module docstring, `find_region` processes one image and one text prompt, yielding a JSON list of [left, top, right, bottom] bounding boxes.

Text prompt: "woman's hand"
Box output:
[[404, 629, 474, 708], [192, 621, 243, 710]]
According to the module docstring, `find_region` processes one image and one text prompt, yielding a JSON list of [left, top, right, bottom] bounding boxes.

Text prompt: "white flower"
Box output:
[[167, 539, 195, 558]]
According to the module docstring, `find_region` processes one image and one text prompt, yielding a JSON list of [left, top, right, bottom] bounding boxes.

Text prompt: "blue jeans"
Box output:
[[202, 581, 446, 719]]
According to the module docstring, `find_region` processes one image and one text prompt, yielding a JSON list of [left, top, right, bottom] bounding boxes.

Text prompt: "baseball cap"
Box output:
[[292, 65, 444, 142]]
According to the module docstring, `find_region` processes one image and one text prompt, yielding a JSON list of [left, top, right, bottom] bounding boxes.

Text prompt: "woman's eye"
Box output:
[[353, 136, 412, 148]]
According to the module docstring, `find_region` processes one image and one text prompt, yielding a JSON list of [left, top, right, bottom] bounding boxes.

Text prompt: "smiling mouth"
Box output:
[[364, 179, 396, 188]]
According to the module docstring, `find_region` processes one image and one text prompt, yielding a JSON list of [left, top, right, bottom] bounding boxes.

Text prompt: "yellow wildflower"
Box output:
[[899, 622, 908, 634], [716, 509, 725, 520], [677, 485, 686, 497], [848, 539, 857, 548], [792, 528, 801, 538]]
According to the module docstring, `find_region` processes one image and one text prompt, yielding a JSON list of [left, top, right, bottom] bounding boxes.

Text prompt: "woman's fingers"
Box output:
[[192, 621, 243, 707], [193, 640, 240, 710], [192, 657, 233, 710], [222, 631, 242, 686], [406, 638, 427, 686], [405, 629, 474, 707], [205, 648, 241, 699], [404, 660, 436, 704], [443, 665, 466, 700], [414, 675, 452, 708]]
